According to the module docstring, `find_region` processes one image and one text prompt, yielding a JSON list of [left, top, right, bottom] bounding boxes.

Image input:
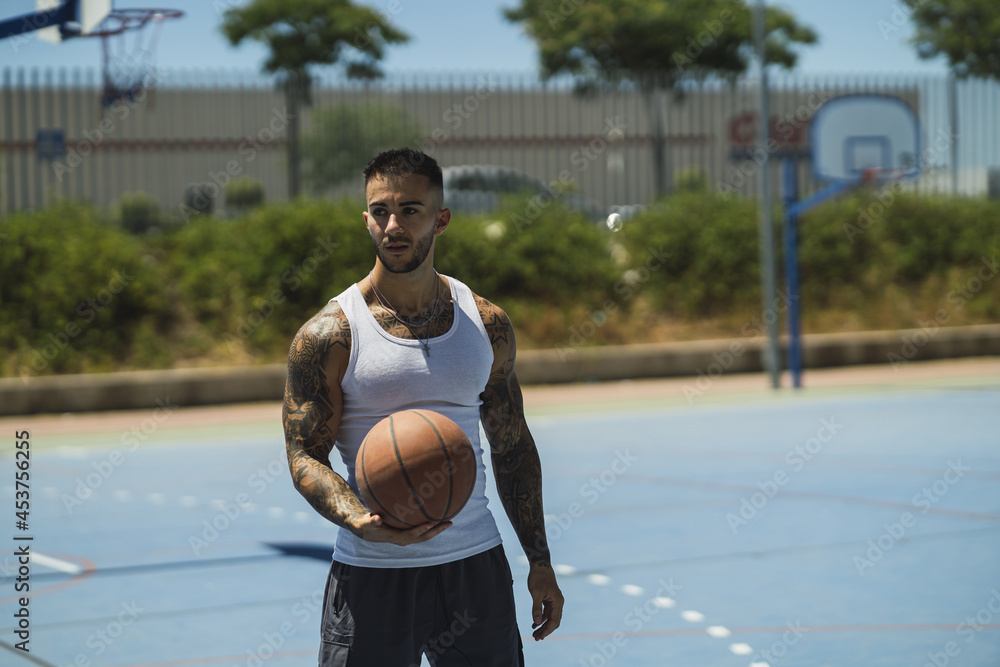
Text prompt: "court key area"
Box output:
[[2, 369, 999, 666]]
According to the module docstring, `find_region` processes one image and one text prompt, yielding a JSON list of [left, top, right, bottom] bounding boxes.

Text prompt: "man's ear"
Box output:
[[434, 208, 451, 236]]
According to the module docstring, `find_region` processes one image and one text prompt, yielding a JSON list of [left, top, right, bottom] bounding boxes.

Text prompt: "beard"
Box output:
[[373, 223, 436, 274]]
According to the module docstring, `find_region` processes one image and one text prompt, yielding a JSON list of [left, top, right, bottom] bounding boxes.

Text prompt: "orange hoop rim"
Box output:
[[859, 167, 912, 185], [75, 8, 183, 38]]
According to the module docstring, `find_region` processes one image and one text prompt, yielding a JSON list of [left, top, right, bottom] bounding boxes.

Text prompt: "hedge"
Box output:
[[1, 189, 997, 376], [1, 202, 173, 377]]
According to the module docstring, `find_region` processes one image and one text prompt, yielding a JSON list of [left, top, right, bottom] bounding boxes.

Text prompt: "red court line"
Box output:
[[110, 651, 317, 667], [629, 474, 1000, 522], [656, 448, 1000, 482], [0, 552, 95, 605], [106, 623, 1000, 665]]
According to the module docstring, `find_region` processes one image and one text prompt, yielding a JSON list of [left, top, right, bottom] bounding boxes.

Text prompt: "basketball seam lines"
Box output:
[[391, 414, 436, 523], [360, 432, 416, 528], [412, 410, 456, 521]]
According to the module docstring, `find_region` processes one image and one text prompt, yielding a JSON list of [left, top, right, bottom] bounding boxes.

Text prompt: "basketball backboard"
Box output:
[[36, 0, 110, 42], [810, 94, 921, 183]]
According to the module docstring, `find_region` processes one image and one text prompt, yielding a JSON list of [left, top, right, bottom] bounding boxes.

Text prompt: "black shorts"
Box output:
[[319, 545, 524, 667]]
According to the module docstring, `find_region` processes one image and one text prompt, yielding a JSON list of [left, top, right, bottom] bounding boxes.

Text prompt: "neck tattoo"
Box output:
[[368, 271, 441, 358]]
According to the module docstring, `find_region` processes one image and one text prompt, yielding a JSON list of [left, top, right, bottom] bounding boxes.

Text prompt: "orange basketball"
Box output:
[[355, 410, 477, 529]]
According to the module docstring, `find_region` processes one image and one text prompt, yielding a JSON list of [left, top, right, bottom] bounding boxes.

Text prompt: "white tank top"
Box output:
[[330, 275, 503, 567]]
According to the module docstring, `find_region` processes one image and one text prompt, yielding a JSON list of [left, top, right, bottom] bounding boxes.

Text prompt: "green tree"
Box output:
[[909, 0, 1000, 79], [303, 102, 425, 194], [504, 0, 816, 195], [220, 0, 409, 198]]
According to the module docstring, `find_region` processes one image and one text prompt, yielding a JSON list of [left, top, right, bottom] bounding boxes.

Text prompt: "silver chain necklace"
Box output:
[[368, 271, 441, 357]]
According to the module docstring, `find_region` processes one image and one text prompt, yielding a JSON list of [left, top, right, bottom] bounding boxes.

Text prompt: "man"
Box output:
[[282, 147, 564, 666]]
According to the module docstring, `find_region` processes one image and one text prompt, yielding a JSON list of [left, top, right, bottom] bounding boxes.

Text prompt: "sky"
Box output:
[[4, 0, 951, 77]]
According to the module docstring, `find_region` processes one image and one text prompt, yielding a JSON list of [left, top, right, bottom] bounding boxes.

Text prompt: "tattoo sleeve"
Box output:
[[282, 308, 368, 536], [478, 299, 551, 567]]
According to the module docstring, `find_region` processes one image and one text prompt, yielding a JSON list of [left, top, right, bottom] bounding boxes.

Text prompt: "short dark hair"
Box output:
[[363, 148, 443, 192]]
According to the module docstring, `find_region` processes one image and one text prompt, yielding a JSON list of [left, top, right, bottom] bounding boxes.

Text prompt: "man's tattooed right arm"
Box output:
[[281, 305, 368, 536]]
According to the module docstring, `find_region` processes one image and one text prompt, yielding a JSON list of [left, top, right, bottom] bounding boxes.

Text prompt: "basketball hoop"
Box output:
[[810, 95, 921, 185], [78, 8, 182, 108]]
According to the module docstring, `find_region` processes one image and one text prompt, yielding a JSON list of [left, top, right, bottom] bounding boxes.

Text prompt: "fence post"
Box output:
[[754, 0, 780, 389], [948, 73, 959, 195]]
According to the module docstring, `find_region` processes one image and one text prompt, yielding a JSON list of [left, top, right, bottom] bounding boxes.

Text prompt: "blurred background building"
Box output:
[[2, 69, 998, 217]]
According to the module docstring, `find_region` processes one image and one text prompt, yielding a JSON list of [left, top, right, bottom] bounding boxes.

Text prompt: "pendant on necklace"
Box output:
[[368, 270, 438, 359]]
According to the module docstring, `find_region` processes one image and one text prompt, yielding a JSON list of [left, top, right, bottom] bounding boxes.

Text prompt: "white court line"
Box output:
[[730, 642, 754, 655], [55, 446, 86, 459], [31, 552, 83, 575]]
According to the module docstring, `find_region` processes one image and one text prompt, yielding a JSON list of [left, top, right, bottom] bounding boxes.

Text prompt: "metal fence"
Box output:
[[2, 68, 998, 217]]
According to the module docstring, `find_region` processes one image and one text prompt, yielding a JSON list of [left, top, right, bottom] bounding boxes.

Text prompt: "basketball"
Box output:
[[355, 410, 477, 529]]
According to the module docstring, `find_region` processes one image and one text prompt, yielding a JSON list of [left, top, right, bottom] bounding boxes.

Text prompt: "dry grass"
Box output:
[[513, 279, 1000, 350], [143, 276, 1000, 366]]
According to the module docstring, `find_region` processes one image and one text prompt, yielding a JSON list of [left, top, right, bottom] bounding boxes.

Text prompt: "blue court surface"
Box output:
[[3, 371, 999, 666]]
